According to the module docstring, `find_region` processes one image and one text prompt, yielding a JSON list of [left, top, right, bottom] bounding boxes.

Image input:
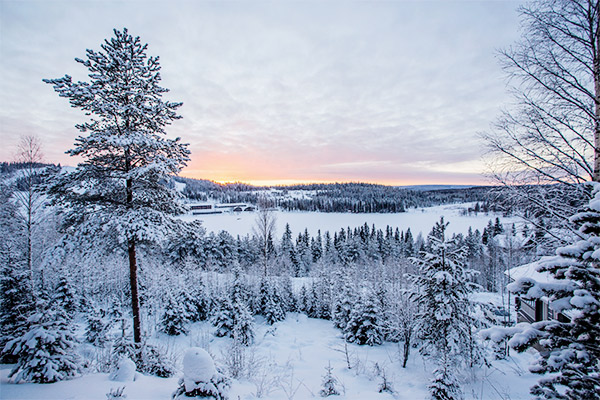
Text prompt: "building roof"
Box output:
[[505, 260, 556, 284]]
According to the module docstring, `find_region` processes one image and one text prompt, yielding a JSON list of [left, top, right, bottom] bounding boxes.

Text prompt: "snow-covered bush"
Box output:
[[172, 347, 230, 400], [111, 338, 176, 378], [109, 357, 136, 382], [221, 335, 263, 381], [373, 363, 394, 394], [106, 386, 127, 399], [5, 301, 81, 383]]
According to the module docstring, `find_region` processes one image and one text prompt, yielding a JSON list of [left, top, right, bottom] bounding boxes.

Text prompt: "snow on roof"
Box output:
[[505, 260, 556, 284]]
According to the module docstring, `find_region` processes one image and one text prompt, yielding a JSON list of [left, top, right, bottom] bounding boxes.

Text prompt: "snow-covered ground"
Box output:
[[1, 314, 538, 400], [181, 203, 521, 238]]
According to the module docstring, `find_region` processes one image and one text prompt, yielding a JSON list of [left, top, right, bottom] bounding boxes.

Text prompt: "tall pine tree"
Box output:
[[410, 218, 477, 400], [43, 28, 190, 343]]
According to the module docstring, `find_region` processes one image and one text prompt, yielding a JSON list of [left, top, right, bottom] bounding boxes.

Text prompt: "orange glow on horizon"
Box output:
[[178, 171, 485, 188], [180, 152, 489, 187]]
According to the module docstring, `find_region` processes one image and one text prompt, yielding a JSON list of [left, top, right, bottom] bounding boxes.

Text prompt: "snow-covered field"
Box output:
[[0, 314, 538, 400], [181, 203, 520, 238]]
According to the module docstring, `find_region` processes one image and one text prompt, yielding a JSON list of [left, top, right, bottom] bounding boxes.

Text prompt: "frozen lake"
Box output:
[[180, 203, 520, 238]]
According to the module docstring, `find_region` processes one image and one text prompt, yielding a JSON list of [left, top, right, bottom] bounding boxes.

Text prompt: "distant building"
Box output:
[[189, 204, 222, 215], [188, 203, 256, 215]]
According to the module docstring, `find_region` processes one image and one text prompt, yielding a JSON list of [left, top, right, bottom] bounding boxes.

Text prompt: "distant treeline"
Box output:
[[174, 177, 499, 213], [0, 164, 501, 213], [0, 161, 55, 174]]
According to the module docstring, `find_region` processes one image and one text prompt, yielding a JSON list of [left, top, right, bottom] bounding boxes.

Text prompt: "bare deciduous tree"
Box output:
[[253, 197, 277, 276], [13, 135, 45, 288], [483, 0, 600, 233]]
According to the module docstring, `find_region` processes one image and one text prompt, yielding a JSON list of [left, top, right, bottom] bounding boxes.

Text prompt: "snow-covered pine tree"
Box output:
[[428, 364, 462, 400], [0, 262, 34, 363], [0, 185, 36, 363], [212, 296, 235, 339], [212, 269, 255, 345], [43, 28, 190, 344], [161, 292, 190, 336], [345, 287, 383, 346], [410, 217, 477, 400], [298, 284, 311, 314], [257, 277, 270, 315], [86, 304, 111, 346], [110, 334, 175, 378], [230, 263, 250, 305], [373, 282, 389, 330], [232, 300, 255, 346], [280, 275, 295, 312], [211, 296, 254, 346], [333, 278, 355, 331], [186, 283, 209, 322], [54, 275, 78, 315], [307, 284, 319, 318], [5, 299, 81, 383], [313, 273, 333, 320], [259, 277, 285, 325], [484, 184, 600, 399]]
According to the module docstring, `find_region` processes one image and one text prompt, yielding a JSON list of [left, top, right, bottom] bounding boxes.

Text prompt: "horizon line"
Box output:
[[177, 175, 488, 188]]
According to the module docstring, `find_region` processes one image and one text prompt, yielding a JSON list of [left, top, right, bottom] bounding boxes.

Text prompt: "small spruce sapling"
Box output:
[[319, 362, 340, 397]]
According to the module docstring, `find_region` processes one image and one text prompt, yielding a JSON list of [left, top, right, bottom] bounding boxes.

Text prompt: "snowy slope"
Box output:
[[1, 314, 538, 400]]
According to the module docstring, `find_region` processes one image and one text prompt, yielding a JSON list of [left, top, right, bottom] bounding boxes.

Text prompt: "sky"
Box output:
[[0, 0, 523, 186]]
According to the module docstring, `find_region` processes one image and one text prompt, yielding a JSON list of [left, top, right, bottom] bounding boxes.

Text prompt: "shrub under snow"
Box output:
[[172, 347, 230, 400]]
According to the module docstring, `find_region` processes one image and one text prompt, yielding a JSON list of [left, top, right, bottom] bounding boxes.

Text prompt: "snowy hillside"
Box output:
[[0, 314, 538, 400]]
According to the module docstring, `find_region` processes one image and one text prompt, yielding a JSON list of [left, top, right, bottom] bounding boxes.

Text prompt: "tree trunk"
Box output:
[[595, 13, 600, 182], [128, 237, 142, 344], [402, 335, 410, 368], [125, 174, 142, 344]]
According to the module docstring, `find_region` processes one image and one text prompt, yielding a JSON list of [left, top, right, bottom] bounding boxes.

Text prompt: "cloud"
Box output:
[[0, 0, 522, 185]]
